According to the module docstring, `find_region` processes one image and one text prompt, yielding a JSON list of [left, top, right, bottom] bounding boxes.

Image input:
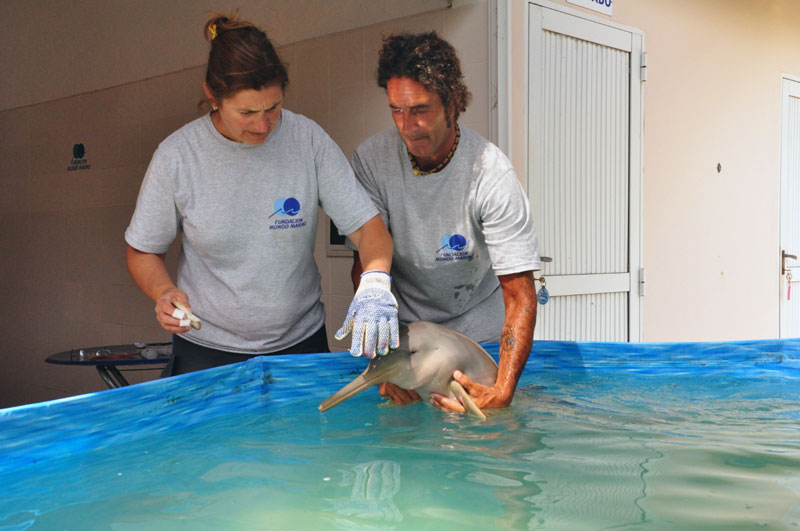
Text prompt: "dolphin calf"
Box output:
[[319, 321, 498, 419]]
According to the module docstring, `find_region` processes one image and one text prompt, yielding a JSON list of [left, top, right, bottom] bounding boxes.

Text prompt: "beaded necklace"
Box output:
[[408, 125, 460, 176]]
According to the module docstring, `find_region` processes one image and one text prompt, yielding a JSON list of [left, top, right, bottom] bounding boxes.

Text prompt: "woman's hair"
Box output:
[[377, 31, 471, 125], [203, 11, 288, 104]]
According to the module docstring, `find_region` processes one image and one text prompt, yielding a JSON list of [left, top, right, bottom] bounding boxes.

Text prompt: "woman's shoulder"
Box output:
[[279, 109, 324, 135], [278, 109, 335, 146], [158, 114, 213, 152]]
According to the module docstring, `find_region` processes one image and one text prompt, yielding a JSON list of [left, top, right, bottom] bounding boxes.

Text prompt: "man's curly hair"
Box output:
[[377, 32, 471, 126]]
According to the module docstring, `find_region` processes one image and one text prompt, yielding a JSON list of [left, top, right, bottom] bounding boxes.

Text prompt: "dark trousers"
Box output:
[[168, 325, 330, 376]]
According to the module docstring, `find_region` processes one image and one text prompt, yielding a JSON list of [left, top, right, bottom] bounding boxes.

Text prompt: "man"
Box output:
[[349, 32, 541, 413]]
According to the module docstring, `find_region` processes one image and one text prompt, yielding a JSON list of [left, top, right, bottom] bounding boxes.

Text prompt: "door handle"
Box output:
[[782, 250, 797, 275], [541, 256, 553, 263]]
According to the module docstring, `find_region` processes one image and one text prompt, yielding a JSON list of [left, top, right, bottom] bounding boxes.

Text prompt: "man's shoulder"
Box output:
[[356, 127, 402, 157], [459, 125, 502, 154], [458, 125, 513, 173]]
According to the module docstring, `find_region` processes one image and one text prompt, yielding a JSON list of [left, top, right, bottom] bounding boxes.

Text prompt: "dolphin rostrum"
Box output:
[[319, 321, 498, 419]]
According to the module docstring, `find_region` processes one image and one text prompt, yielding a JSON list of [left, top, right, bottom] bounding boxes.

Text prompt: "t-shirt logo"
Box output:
[[435, 233, 473, 262], [268, 197, 307, 230], [270, 197, 301, 217]]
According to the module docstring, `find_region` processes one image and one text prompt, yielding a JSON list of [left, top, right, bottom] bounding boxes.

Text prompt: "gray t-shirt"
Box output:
[[126, 110, 378, 353], [351, 125, 541, 343]]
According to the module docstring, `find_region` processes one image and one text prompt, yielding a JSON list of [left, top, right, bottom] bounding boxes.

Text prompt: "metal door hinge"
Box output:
[[640, 52, 647, 82]]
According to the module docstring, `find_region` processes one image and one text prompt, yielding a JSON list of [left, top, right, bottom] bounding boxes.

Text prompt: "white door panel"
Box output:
[[544, 273, 630, 297], [536, 292, 628, 341], [542, 7, 632, 52], [780, 76, 800, 337], [528, 2, 644, 341]]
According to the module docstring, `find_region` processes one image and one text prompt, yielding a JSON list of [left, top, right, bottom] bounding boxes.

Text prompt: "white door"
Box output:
[[528, 2, 644, 341], [780, 76, 800, 338]]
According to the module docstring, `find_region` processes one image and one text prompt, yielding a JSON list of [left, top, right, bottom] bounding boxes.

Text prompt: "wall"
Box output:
[[0, 1, 491, 408], [508, 0, 800, 341], [0, 0, 450, 112]]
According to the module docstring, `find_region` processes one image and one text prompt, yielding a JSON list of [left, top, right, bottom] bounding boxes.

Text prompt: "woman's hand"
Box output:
[[155, 288, 193, 334], [126, 245, 194, 334]]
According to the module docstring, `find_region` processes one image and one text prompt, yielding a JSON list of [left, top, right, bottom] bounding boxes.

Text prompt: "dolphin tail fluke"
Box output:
[[449, 380, 486, 420]]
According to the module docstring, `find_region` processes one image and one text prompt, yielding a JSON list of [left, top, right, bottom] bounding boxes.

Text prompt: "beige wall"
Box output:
[[0, 0, 450, 112], [0, 2, 491, 408], [509, 0, 800, 341]]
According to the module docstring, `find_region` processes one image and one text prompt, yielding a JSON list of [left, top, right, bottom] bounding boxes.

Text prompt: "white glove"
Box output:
[[335, 271, 400, 358]]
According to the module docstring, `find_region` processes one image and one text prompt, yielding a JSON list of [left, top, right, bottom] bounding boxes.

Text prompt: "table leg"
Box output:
[[96, 366, 129, 388]]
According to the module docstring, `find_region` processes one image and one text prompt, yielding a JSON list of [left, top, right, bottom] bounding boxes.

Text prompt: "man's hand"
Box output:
[[431, 271, 538, 414], [430, 370, 513, 413], [378, 382, 421, 405]]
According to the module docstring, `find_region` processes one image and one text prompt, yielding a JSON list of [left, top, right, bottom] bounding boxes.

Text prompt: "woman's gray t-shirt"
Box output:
[[126, 110, 378, 353]]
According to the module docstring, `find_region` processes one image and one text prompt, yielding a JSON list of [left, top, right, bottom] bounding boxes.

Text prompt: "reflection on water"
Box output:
[[1, 355, 800, 530], [334, 460, 402, 524]]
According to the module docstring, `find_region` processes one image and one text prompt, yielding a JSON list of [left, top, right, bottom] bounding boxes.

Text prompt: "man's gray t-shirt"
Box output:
[[126, 110, 378, 353], [351, 125, 541, 343]]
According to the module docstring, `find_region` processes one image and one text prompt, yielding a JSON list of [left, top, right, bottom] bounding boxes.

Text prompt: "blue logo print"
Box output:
[[435, 233, 473, 262], [270, 197, 301, 218], [268, 197, 306, 230], [438, 234, 467, 252]]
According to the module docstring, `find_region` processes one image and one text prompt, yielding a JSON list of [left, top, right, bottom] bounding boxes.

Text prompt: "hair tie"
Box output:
[[209, 24, 218, 40]]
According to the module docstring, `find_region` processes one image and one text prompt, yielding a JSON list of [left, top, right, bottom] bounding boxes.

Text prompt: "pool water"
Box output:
[[1, 340, 799, 529]]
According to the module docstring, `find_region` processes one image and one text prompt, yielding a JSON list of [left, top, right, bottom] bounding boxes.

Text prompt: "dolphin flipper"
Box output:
[[449, 380, 486, 420]]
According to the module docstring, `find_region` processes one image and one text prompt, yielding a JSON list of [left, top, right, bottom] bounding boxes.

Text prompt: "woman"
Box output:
[[125, 13, 398, 375]]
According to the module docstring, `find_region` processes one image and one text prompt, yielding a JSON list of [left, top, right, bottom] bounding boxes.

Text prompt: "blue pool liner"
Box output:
[[1, 338, 799, 473]]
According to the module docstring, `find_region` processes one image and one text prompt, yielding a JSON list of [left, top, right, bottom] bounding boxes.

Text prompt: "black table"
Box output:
[[46, 342, 173, 389]]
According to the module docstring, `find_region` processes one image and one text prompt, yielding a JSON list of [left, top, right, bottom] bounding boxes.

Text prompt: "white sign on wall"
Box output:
[[567, 0, 613, 16]]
